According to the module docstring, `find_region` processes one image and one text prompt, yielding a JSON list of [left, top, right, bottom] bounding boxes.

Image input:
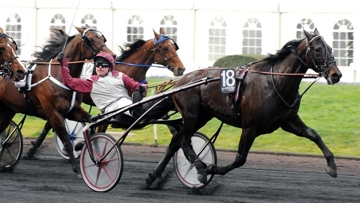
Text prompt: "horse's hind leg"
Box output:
[[146, 134, 181, 186], [281, 115, 337, 178], [26, 121, 52, 159]]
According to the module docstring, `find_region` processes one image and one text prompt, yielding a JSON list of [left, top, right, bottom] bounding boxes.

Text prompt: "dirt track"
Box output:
[[1, 138, 360, 203]]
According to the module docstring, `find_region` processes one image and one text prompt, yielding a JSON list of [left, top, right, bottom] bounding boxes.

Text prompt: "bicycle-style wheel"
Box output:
[[0, 120, 23, 172], [173, 132, 217, 188], [80, 133, 123, 192], [54, 119, 84, 159]]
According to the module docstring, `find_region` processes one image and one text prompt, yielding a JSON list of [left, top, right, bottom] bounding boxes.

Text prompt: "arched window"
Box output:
[[50, 14, 66, 31], [208, 16, 226, 62], [81, 14, 97, 30], [333, 19, 354, 66], [127, 15, 144, 43], [5, 13, 22, 55], [296, 18, 315, 39], [242, 17, 262, 54], [160, 15, 177, 42]]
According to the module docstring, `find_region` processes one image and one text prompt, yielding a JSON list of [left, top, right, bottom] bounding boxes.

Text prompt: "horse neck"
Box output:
[[65, 42, 86, 78], [115, 51, 154, 82], [273, 48, 309, 93]]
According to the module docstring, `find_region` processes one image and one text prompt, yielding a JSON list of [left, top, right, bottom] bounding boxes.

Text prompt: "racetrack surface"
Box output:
[[1, 138, 360, 203]]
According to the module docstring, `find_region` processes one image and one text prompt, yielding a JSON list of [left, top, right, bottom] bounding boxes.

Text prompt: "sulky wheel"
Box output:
[[173, 131, 217, 188], [54, 119, 84, 159], [80, 132, 123, 192], [0, 120, 23, 172]]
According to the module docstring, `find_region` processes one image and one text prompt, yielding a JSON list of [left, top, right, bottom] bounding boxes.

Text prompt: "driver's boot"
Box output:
[[131, 89, 143, 117]]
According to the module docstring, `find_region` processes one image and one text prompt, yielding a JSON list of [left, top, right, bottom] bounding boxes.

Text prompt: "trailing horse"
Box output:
[[0, 25, 114, 174], [146, 28, 342, 186]]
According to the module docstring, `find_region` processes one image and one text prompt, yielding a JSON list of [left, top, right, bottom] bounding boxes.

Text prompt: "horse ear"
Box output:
[[303, 29, 312, 41], [159, 27, 166, 35], [0, 27, 3, 33], [85, 24, 91, 28], [74, 26, 85, 35], [153, 29, 160, 40], [314, 28, 320, 35]]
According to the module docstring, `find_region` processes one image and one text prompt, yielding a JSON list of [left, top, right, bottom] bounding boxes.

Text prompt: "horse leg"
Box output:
[[26, 120, 52, 159], [206, 127, 257, 176], [281, 114, 337, 178], [50, 114, 80, 174]]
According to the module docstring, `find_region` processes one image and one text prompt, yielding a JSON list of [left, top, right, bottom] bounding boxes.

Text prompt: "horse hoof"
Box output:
[[146, 173, 157, 185], [197, 173, 208, 184], [197, 168, 208, 184], [326, 167, 337, 178]]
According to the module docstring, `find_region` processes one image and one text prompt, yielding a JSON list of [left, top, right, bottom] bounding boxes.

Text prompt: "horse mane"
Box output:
[[116, 39, 147, 62], [256, 39, 305, 71], [32, 28, 77, 61]]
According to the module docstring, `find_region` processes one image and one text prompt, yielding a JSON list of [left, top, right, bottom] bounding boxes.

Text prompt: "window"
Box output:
[[242, 17, 262, 54], [208, 16, 226, 62], [81, 14, 97, 30], [296, 18, 315, 39], [333, 19, 354, 66], [160, 15, 177, 42], [50, 14, 66, 31], [5, 13, 22, 55], [127, 15, 144, 43]]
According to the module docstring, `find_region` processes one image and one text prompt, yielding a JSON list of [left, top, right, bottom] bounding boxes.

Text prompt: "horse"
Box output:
[[0, 25, 114, 174], [26, 28, 185, 156], [146, 28, 342, 186], [0, 27, 27, 81]]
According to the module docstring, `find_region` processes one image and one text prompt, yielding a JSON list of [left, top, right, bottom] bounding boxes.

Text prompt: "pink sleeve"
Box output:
[[122, 73, 140, 92], [60, 60, 93, 93]]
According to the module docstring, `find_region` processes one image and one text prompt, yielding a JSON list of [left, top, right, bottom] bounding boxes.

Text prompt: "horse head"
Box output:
[[152, 28, 185, 76], [70, 24, 115, 61], [0, 27, 27, 81], [304, 28, 342, 84]]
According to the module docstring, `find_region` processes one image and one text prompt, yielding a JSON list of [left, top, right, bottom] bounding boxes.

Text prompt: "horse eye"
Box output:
[[0, 47, 5, 52], [315, 48, 322, 53], [163, 46, 169, 52]]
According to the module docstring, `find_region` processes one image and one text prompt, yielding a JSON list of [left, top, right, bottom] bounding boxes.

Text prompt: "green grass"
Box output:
[[12, 78, 360, 157]]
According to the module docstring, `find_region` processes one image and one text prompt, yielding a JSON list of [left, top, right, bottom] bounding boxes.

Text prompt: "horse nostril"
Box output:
[[17, 70, 25, 78], [332, 73, 342, 83]]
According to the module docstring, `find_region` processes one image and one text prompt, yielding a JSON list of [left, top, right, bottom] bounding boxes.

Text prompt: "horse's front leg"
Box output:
[[26, 120, 52, 159], [206, 127, 257, 176], [50, 114, 80, 175], [281, 114, 337, 178]]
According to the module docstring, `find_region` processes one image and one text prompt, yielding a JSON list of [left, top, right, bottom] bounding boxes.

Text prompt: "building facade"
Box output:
[[1, 0, 359, 82]]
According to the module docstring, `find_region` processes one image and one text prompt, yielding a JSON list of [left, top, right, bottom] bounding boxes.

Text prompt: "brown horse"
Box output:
[[27, 28, 185, 154], [146, 28, 342, 186], [0, 27, 27, 81], [0, 25, 114, 174]]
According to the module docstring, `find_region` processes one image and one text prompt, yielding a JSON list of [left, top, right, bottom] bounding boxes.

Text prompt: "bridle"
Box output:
[[152, 34, 179, 72], [116, 34, 179, 72], [81, 28, 107, 58], [0, 33, 19, 77], [286, 35, 336, 77]]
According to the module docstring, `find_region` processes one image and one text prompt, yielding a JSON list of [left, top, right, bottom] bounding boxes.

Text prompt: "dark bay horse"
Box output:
[[27, 28, 185, 154], [146, 28, 342, 186], [0, 27, 27, 80], [0, 25, 114, 174]]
